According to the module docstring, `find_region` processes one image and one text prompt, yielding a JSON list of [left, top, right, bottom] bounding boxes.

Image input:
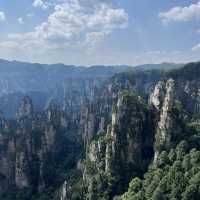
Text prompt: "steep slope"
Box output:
[[83, 91, 155, 200]]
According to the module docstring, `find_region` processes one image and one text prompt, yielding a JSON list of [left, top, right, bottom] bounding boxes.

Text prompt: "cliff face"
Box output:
[[149, 79, 177, 164], [167, 62, 200, 116], [2, 62, 200, 200], [84, 91, 155, 199], [105, 92, 154, 174], [0, 96, 83, 199], [81, 70, 161, 147], [0, 69, 162, 199], [83, 68, 200, 199]]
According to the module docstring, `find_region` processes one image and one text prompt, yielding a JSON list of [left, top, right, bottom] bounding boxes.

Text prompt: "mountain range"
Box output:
[[0, 59, 199, 200], [0, 59, 182, 118]]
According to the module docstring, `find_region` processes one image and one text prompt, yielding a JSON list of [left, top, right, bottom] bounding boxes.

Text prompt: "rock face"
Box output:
[[149, 79, 176, 164], [17, 96, 33, 118], [3, 62, 200, 200], [88, 137, 107, 170], [0, 70, 161, 199], [0, 96, 83, 199], [149, 81, 165, 110], [157, 79, 175, 146], [166, 62, 200, 116], [105, 93, 150, 173], [84, 92, 155, 199]]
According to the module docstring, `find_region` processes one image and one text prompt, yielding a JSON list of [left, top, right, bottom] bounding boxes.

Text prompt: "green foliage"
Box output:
[[120, 136, 200, 200], [85, 160, 97, 175], [119, 178, 145, 200], [85, 171, 110, 200]]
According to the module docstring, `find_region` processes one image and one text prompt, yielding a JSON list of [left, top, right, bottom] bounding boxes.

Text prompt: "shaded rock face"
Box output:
[[174, 79, 200, 116], [0, 96, 83, 197], [106, 95, 143, 172], [166, 63, 200, 117], [106, 93, 155, 175]]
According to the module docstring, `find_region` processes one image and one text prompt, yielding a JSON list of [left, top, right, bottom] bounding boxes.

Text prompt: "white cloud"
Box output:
[[159, 1, 200, 24], [159, 2, 200, 54], [2, 0, 128, 53], [33, 0, 49, 10], [0, 11, 6, 22], [192, 43, 200, 51], [86, 31, 111, 46], [17, 17, 25, 24]]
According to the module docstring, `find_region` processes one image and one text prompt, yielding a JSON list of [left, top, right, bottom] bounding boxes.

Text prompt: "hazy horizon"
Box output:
[[0, 57, 187, 68]]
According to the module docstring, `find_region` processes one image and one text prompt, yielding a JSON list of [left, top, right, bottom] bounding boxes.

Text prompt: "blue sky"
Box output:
[[0, 0, 200, 66]]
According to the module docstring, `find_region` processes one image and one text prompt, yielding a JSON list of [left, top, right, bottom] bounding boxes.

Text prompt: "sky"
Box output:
[[0, 0, 200, 66]]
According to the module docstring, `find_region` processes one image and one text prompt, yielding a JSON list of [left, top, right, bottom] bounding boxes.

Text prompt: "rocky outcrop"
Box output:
[[149, 79, 176, 164], [149, 81, 165, 110], [157, 79, 175, 146], [84, 91, 155, 199], [88, 136, 107, 170]]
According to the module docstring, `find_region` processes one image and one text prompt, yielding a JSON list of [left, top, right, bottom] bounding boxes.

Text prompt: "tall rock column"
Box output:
[[149, 79, 176, 164], [84, 91, 154, 199]]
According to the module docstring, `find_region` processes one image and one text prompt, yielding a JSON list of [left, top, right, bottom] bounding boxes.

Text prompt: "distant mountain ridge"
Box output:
[[0, 59, 183, 118], [0, 59, 183, 78], [134, 62, 184, 71]]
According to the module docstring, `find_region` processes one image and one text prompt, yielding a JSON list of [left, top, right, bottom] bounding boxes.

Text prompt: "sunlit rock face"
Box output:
[[150, 80, 175, 142], [149, 81, 165, 110], [149, 79, 177, 164], [157, 79, 175, 145]]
